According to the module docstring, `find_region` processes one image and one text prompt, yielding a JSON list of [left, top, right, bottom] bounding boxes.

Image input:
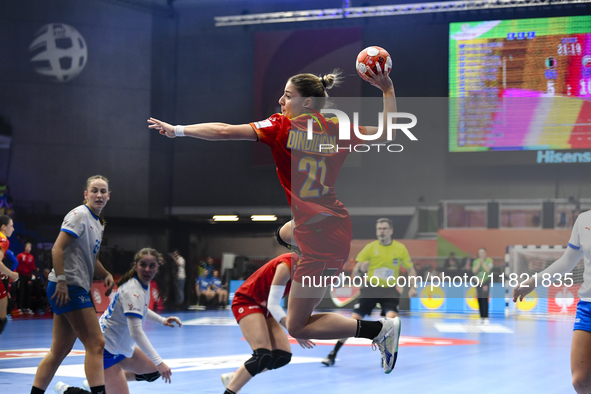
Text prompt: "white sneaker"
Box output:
[[483, 318, 490, 325], [83, 380, 90, 390], [372, 317, 401, 374], [221, 372, 235, 388], [54, 381, 70, 394]]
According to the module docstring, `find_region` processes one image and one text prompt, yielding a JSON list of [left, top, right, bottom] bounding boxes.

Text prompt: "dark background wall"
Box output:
[[1, 0, 590, 251], [167, 2, 591, 211], [1, 0, 155, 218]]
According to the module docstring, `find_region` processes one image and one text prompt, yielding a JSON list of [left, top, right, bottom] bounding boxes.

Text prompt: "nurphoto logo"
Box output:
[[306, 110, 418, 153]]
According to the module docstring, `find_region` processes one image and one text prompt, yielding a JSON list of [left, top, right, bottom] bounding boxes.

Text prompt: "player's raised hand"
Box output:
[[148, 118, 175, 138], [366, 63, 393, 92]]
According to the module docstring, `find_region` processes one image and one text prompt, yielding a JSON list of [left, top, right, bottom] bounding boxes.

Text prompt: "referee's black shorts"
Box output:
[[352, 288, 399, 317]]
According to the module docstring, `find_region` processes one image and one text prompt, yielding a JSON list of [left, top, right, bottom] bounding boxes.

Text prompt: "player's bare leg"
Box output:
[[64, 308, 106, 388], [571, 330, 591, 393], [32, 313, 78, 390], [286, 282, 358, 339], [0, 297, 8, 334], [225, 313, 272, 393]]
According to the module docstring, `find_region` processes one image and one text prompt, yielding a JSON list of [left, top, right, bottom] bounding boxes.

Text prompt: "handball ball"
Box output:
[[356, 46, 392, 82]]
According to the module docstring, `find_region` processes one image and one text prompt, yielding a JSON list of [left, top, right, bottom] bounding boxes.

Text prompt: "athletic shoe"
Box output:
[[83, 380, 90, 390], [54, 381, 70, 394], [321, 352, 336, 366], [372, 317, 401, 374], [221, 372, 235, 388]]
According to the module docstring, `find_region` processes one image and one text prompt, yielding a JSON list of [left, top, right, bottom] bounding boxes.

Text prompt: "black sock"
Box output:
[[355, 320, 383, 339], [224, 389, 237, 394], [90, 386, 105, 394], [332, 339, 346, 355], [31, 387, 45, 394], [66, 388, 92, 394]]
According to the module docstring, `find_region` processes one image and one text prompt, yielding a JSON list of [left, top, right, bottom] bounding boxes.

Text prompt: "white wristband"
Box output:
[[174, 125, 185, 137], [57, 274, 66, 282]]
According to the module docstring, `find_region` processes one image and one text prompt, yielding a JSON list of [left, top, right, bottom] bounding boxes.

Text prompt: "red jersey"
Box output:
[[16, 252, 35, 276], [251, 110, 364, 226], [235, 253, 297, 307], [0, 231, 9, 255], [0, 231, 9, 281]]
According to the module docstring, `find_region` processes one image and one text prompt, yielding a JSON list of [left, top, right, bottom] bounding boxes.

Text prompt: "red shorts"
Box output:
[[293, 215, 353, 283], [0, 280, 6, 300], [231, 293, 269, 323]]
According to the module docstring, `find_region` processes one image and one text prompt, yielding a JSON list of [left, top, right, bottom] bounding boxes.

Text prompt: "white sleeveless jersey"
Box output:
[[48, 205, 104, 291], [569, 210, 591, 301], [99, 277, 150, 357]]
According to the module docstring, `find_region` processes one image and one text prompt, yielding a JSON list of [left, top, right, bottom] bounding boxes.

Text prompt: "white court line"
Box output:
[[0, 355, 324, 377], [434, 323, 514, 334]]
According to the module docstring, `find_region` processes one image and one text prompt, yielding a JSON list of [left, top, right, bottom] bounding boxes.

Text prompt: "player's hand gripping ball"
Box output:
[[356, 46, 392, 82]]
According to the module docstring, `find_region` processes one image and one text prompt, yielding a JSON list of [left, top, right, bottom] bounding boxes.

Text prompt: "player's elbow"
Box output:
[[216, 124, 236, 140]]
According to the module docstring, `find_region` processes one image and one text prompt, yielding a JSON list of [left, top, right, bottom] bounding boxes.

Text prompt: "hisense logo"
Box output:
[[537, 150, 591, 164]]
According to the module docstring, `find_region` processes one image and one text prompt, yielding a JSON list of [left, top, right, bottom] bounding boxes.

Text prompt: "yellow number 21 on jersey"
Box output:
[[298, 156, 329, 198]]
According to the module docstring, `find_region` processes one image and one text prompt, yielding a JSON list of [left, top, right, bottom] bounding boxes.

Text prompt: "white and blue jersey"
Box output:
[[48, 204, 104, 292], [99, 277, 149, 357], [569, 210, 591, 301]]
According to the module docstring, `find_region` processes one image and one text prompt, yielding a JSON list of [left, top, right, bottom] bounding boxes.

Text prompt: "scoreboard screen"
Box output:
[[449, 16, 591, 153]]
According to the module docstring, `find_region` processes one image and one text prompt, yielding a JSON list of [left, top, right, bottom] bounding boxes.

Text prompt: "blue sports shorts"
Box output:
[[103, 348, 127, 370], [47, 282, 94, 315], [574, 300, 591, 332]]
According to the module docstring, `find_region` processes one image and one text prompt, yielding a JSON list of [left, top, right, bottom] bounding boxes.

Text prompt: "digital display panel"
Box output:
[[449, 16, 591, 153]]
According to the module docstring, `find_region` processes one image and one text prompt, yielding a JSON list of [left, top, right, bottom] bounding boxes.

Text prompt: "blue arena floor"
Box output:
[[0, 310, 576, 393]]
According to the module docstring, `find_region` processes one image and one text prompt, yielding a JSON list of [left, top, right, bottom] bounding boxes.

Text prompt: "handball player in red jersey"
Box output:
[[148, 65, 402, 376], [0, 215, 17, 335], [219, 252, 313, 393]]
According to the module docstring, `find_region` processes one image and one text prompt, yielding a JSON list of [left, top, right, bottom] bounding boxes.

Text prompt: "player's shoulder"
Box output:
[[575, 210, 591, 223], [276, 252, 293, 263], [254, 113, 287, 129], [64, 204, 86, 218], [121, 277, 146, 294]]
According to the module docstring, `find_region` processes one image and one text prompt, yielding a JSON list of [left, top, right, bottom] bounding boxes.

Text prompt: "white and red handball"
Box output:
[[356, 46, 392, 82]]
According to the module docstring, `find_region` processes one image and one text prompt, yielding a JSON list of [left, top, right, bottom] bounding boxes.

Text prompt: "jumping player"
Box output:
[[54, 247, 182, 394], [148, 64, 402, 374], [221, 252, 313, 394]]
